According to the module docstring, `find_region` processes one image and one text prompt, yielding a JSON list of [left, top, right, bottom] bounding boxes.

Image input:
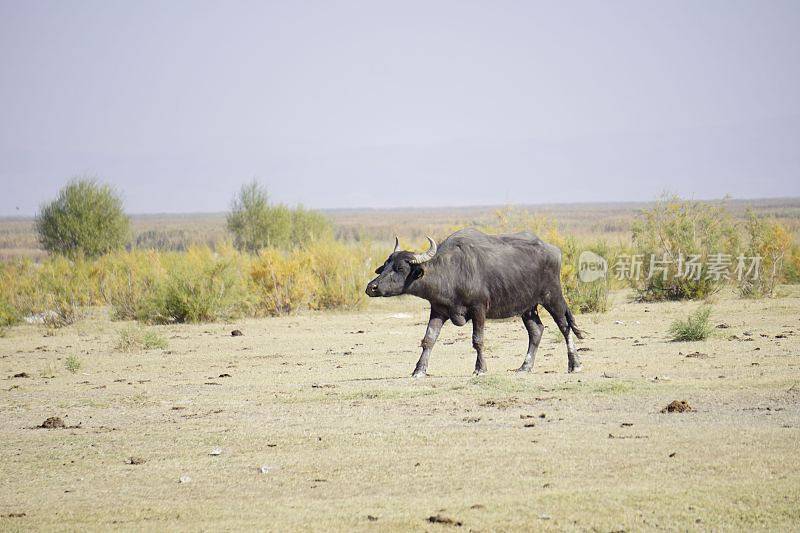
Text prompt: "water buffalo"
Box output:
[[365, 228, 584, 377]]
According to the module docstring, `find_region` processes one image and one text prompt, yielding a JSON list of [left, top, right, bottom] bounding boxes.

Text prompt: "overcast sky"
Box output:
[[1, 0, 798, 215]]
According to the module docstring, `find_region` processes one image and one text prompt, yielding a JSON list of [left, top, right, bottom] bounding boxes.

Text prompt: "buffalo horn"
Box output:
[[410, 236, 437, 264]]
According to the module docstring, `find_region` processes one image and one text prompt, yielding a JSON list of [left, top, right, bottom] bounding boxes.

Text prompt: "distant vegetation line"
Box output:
[[2, 197, 800, 260]]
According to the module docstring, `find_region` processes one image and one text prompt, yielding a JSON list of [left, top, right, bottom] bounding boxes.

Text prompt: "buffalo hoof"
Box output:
[[411, 370, 427, 378], [472, 368, 487, 376], [568, 365, 583, 373], [514, 366, 533, 373]]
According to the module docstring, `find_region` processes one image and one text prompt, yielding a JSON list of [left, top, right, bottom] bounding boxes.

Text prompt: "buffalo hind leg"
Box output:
[[472, 307, 487, 376], [544, 300, 583, 373], [515, 306, 544, 372], [412, 311, 447, 378]]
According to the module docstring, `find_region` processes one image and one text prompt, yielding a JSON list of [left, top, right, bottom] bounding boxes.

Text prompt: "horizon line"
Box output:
[[2, 194, 800, 220]]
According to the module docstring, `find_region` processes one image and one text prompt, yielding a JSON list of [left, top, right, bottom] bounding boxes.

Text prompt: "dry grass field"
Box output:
[[2, 288, 799, 531]]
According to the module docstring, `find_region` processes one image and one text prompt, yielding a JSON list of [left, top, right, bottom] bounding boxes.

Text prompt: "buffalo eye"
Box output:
[[410, 266, 424, 280]]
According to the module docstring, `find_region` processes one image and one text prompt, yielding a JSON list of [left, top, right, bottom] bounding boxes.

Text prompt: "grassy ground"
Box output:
[[1, 289, 799, 531]]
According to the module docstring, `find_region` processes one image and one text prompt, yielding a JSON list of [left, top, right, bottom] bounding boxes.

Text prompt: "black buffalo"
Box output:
[[365, 228, 584, 377]]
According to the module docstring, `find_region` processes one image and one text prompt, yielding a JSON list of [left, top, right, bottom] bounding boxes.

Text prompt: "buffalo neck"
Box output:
[[403, 263, 452, 304]]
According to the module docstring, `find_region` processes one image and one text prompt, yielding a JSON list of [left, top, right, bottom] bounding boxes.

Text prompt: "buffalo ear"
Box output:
[[411, 266, 424, 280], [374, 265, 385, 274]]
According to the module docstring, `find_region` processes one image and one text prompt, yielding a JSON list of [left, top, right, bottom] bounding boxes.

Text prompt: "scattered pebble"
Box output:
[[12, 372, 29, 378], [210, 448, 222, 456], [125, 457, 146, 465], [231, 330, 243, 337], [684, 351, 708, 359]]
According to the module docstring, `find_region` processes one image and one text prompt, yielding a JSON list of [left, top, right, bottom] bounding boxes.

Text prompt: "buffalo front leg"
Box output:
[[516, 307, 544, 372], [412, 312, 446, 378], [472, 307, 487, 376]]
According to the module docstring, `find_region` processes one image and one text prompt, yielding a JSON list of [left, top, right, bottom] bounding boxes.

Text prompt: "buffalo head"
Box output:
[[365, 236, 437, 297]]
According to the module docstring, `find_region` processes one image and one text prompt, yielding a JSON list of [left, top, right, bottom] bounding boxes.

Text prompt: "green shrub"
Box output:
[[631, 196, 740, 301], [116, 326, 168, 352], [227, 182, 284, 251], [65, 355, 82, 373], [291, 206, 334, 244], [35, 178, 130, 258], [0, 295, 20, 329], [227, 181, 332, 252], [669, 306, 714, 341]]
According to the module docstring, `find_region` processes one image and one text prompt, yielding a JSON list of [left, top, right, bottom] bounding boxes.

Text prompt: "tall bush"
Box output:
[[739, 212, 793, 297], [250, 249, 316, 315], [96, 250, 165, 320], [786, 244, 800, 284], [227, 181, 332, 252], [307, 240, 370, 311], [36, 178, 130, 258], [630, 196, 740, 301], [148, 246, 251, 323], [291, 206, 334, 244], [0, 295, 19, 329], [0, 256, 94, 328]]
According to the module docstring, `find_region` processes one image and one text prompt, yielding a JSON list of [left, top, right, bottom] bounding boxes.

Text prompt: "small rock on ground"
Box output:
[[40, 416, 65, 429], [662, 400, 693, 413]]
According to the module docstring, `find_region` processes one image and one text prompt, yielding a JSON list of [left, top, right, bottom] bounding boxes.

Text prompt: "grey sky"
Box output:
[[1, 0, 798, 215]]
